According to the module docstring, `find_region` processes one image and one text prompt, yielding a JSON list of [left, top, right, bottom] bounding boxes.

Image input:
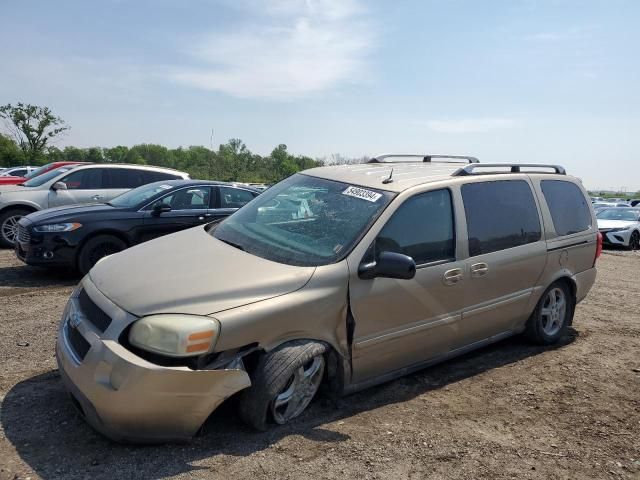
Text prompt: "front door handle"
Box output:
[[91, 195, 103, 201], [443, 268, 463, 286], [470, 262, 489, 277]]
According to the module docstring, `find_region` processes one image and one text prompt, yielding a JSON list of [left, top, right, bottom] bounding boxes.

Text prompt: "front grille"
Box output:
[[78, 289, 112, 332], [67, 325, 91, 361], [17, 224, 30, 243]]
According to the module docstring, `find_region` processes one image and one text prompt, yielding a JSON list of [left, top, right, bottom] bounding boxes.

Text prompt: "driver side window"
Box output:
[[375, 189, 455, 265]]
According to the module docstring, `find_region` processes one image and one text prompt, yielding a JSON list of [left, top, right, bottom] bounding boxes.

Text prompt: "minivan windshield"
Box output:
[[22, 167, 73, 187], [213, 174, 394, 267], [109, 182, 176, 208], [596, 208, 640, 221]]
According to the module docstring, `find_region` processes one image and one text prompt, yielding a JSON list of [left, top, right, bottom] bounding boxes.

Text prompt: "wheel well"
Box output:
[[75, 230, 131, 263], [0, 205, 37, 216], [552, 276, 577, 325], [246, 339, 344, 395], [554, 276, 577, 302]]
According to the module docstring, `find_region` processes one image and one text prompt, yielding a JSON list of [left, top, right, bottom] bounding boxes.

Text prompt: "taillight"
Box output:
[[594, 231, 603, 265]]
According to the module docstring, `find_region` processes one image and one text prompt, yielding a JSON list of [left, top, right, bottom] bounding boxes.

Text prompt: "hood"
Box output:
[[597, 219, 637, 229], [89, 226, 315, 316], [24, 203, 116, 224]]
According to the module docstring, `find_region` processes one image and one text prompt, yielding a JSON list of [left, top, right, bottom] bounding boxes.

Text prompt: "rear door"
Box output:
[[456, 179, 547, 346], [139, 186, 215, 242], [210, 186, 259, 221], [102, 168, 148, 201]]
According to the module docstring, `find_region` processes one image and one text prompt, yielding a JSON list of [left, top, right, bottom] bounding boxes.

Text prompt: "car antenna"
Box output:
[[382, 168, 394, 184]]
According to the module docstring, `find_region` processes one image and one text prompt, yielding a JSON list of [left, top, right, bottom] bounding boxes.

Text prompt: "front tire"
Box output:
[[628, 231, 640, 251], [238, 340, 327, 431], [0, 208, 32, 248], [77, 234, 127, 274], [525, 281, 574, 345]]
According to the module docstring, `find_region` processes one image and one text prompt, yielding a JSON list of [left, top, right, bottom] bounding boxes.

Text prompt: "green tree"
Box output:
[[0, 133, 25, 167], [104, 146, 129, 163], [0, 103, 70, 163], [62, 146, 86, 162]]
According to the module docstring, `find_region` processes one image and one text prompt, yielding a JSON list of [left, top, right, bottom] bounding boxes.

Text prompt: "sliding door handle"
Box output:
[[470, 262, 489, 277]]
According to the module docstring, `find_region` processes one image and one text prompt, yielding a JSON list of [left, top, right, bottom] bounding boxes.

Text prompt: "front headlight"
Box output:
[[129, 314, 220, 358], [33, 223, 82, 233], [608, 227, 630, 232]]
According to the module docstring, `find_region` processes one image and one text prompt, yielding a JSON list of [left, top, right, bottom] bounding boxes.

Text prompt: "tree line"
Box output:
[[1, 102, 360, 184]]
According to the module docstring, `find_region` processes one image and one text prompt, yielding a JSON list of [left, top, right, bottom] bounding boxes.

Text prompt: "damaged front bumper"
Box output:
[[55, 277, 251, 443]]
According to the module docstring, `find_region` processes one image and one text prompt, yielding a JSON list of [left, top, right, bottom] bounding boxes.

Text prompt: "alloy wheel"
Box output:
[[1, 215, 21, 245], [271, 356, 324, 424], [540, 287, 566, 336]]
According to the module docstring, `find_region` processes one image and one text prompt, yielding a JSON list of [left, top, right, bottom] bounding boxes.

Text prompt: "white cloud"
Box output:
[[170, 0, 372, 99], [425, 118, 519, 134]]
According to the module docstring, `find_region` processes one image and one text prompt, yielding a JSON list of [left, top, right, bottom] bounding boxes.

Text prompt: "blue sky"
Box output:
[[1, 0, 639, 191]]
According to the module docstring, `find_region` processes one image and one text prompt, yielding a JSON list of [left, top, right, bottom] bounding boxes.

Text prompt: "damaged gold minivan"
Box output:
[[56, 155, 600, 442]]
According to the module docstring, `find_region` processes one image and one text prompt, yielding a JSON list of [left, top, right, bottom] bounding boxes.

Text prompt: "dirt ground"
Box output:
[[0, 248, 638, 480]]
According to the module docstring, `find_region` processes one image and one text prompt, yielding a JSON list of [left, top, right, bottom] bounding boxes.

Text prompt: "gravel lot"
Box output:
[[0, 248, 639, 480]]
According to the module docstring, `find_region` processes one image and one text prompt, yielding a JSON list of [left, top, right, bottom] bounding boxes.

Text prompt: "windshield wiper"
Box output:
[[218, 238, 245, 251]]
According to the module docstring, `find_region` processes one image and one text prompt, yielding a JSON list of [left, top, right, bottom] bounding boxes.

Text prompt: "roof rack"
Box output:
[[452, 163, 566, 176], [368, 154, 479, 164]]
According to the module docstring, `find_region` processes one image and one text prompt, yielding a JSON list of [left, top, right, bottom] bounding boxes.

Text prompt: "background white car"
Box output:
[[597, 208, 640, 250]]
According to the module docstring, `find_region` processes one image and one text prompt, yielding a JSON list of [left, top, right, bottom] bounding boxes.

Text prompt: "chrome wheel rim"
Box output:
[[271, 356, 324, 425], [1, 215, 21, 245], [540, 287, 566, 336]]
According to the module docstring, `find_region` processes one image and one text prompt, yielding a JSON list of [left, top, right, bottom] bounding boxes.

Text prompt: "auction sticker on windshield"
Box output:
[[342, 186, 382, 202]]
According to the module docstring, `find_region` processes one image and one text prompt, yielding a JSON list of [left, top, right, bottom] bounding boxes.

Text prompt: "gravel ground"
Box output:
[[0, 248, 639, 480]]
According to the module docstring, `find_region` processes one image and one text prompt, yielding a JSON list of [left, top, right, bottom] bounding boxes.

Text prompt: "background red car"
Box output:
[[0, 161, 88, 186]]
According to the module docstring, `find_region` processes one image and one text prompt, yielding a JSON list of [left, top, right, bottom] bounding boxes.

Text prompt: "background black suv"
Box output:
[[16, 180, 260, 274]]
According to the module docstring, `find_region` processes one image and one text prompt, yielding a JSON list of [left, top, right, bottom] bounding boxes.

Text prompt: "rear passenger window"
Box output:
[[462, 180, 541, 257], [375, 189, 455, 265], [541, 181, 592, 236], [105, 168, 145, 189], [219, 187, 256, 209]]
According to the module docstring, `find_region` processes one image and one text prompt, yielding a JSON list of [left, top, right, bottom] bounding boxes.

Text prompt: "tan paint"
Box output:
[[57, 165, 598, 441]]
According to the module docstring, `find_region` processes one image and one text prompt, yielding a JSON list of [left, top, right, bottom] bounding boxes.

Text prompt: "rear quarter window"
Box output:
[[541, 180, 592, 236]]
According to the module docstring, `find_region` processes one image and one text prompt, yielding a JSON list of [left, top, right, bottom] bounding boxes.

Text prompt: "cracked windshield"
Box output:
[[213, 174, 394, 266]]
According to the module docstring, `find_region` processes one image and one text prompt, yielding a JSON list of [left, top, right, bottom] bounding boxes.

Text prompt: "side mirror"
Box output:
[[152, 202, 172, 216], [358, 251, 416, 280], [52, 181, 68, 191]]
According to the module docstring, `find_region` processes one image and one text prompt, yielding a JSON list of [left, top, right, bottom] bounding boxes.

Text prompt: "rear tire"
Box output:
[[525, 281, 574, 345], [238, 340, 327, 431], [77, 234, 127, 274], [0, 208, 32, 248]]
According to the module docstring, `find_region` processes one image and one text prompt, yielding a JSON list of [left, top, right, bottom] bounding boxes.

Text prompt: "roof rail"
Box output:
[[368, 154, 479, 164], [452, 163, 566, 176]]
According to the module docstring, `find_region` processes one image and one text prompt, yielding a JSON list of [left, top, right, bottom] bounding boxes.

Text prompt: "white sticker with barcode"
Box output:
[[342, 185, 382, 202]]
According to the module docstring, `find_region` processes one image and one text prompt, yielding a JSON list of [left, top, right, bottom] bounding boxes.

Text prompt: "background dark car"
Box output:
[[15, 180, 259, 274]]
